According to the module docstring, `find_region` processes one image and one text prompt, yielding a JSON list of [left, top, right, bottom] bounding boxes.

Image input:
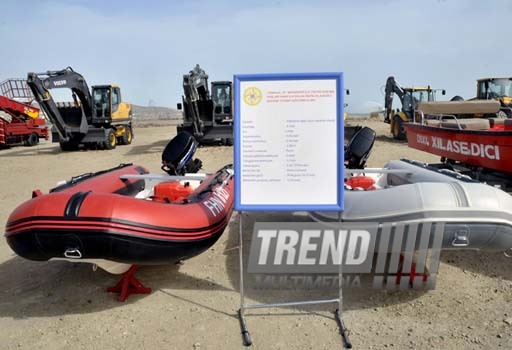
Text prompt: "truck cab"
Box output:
[[477, 77, 512, 117]]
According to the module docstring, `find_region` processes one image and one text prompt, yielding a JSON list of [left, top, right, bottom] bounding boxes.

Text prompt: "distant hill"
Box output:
[[131, 105, 182, 127]]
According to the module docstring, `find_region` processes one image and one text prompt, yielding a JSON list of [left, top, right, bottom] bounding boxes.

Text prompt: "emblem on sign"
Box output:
[[243, 87, 262, 106]]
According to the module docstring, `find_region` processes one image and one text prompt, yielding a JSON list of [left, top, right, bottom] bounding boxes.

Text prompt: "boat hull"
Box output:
[[6, 225, 227, 265], [5, 164, 235, 265], [405, 123, 512, 174]]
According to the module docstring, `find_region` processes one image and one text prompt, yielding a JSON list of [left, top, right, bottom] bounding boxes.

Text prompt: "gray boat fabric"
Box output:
[[310, 160, 512, 251]]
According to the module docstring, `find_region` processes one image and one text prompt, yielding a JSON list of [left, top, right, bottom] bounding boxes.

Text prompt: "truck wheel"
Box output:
[[122, 126, 133, 145], [25, 133, 39, 147], [104, 129, 117, 150], [392, 116, 406, 140]]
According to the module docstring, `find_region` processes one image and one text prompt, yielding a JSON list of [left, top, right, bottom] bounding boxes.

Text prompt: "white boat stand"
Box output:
[[236, 212, 352, 348]]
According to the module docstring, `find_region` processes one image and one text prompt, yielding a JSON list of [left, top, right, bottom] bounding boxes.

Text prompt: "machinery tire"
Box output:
[[95, 141, 105, 150], [497, 110, 508, 119], [59, 141, 79, 151], [104, 129, 117, 150], [121, 126, 133, 145], [25, 133, 39, 147], [450, 95, 464, 101], [392, 115, 406, 140], [221, 138, 230, 146]]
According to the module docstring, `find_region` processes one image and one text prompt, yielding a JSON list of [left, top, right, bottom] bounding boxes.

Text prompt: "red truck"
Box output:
[[0, 79, 48, 147]]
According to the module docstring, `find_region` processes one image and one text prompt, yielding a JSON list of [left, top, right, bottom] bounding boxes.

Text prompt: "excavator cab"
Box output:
[[91, 85, 130, 123], [92, 86, 111, 118], [211, 81, 232, 123]]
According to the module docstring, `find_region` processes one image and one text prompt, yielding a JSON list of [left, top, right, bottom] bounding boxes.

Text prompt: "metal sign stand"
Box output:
[[234, 72, 350, 347], [236, 212, 352, 348]]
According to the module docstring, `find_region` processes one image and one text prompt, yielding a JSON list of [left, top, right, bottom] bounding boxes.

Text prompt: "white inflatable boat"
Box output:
[[310, 128, 512, 253]]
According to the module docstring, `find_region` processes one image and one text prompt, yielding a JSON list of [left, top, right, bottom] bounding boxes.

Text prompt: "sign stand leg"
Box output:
[[336, 214, 352, 348], [237, 212, 252, 346], [236, 211, 353, 348]]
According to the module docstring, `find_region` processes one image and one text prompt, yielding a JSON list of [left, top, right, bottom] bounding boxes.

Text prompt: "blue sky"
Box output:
[[0, 0, 511, 112]]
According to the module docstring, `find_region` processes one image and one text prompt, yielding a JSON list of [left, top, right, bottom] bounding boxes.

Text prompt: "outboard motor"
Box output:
[[344, 127, 376, 169], [161, 132, 202, 175]]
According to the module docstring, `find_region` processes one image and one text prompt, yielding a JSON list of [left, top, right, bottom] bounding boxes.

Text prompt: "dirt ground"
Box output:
[[0, 119, 511, 349]]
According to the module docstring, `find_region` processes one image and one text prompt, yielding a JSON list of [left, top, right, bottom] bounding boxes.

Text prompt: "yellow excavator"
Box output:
[[384, 76, 445, 140], [27, 67, 133, 151]]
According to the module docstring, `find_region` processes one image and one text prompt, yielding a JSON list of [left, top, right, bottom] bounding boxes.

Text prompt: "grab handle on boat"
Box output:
[[345, 168, 413, 176], [439, 114, 462, 130], [451, 230, 470, 247], [415, 109, 425, 125], [64, 248, 82, 259], [216, 169, 234, 193]]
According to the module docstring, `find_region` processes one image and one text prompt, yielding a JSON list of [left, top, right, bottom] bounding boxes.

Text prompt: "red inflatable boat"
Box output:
[[5, 163, 234, 266]]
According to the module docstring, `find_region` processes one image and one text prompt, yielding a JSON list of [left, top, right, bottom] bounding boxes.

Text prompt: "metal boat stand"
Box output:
[[107, 265, 152, 302], [236, 212, 352, 348]]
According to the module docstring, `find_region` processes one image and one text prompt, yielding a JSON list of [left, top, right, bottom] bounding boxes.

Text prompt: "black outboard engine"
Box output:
[[161, 132, 202, 175], [344, 127, 376, 169]]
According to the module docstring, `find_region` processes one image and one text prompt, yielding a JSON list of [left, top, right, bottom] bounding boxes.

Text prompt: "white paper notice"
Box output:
[[239, 79, 339, 206]]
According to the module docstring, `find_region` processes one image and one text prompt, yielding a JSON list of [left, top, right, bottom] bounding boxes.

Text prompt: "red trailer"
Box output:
[[0, 79, 48, 147]]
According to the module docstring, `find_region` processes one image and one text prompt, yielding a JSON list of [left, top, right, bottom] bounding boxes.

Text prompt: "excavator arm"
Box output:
[[181, 64, 211, 137], [178, 64, 233, 144], [384, 76, 405, 123], [27, 67, 92, 142]]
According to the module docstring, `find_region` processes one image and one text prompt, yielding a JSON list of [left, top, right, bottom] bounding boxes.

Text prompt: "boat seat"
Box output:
[[425, 119, 441, 127], [439, 118, 490, 130], [345, 126, 376, 169], [161, 132, 202, 175]]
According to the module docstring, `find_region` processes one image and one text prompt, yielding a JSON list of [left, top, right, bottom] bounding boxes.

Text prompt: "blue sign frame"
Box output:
[[234, 72, 344, 212]]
